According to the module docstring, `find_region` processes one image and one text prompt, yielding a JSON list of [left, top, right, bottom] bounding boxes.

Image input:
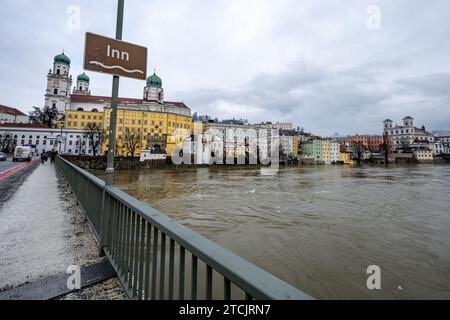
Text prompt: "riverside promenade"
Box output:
[[0, 161, 125, 300]]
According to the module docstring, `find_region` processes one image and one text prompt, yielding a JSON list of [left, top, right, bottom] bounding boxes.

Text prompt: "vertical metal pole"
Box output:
[[105, 0, 124, 186]]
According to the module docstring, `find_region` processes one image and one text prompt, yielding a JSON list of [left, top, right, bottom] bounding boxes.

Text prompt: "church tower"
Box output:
[[402, 116, 414, 127], [143, 71, 164, 102], [44, 51, 72, 114], [73, 72, 91, 95], [383, 119, 393, 131]]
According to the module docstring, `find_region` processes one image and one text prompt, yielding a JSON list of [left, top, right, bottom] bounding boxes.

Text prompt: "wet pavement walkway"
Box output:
[[0, 162, 126, 299]]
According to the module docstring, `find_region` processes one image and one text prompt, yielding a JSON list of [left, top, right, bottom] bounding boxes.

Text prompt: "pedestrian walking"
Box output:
[[40, 151, 47, 164], [50, 150, 56, 164]]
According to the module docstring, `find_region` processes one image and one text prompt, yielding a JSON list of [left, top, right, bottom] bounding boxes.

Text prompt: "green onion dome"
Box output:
[[77, 72, 89, 82], [54, 52, 71, 65], [146, 72, 162, 88]]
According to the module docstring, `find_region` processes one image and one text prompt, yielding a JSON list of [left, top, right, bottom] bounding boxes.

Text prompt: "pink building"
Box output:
[[346, 135, 385, 153]]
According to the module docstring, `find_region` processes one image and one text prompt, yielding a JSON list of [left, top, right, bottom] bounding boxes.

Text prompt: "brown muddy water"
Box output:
[[95, 164, 450, 299]]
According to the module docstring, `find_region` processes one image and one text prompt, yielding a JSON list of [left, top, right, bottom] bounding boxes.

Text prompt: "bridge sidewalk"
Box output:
[[0, 162, 125, 299]]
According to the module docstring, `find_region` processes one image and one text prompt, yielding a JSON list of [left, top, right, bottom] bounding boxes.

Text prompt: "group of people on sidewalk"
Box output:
[[40, 150, 57, 164]]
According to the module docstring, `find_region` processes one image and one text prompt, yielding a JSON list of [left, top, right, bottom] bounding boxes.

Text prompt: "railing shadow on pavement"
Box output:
[[56, 155, 313, 300]]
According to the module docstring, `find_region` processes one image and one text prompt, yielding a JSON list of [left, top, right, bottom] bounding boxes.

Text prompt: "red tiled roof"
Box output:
[[0, 104, 27, 116], [70, 94, 190, 109], [0, 123, 49, 128], [70, 94, 189, 109], [70, 94, 143, 105]]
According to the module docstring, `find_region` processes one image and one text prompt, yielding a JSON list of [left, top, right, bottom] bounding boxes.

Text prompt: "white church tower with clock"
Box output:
[[44, 51, 72, 113]]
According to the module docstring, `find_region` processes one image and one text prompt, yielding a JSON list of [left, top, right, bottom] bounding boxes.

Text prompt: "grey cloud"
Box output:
[[1, 0, 450, 136]]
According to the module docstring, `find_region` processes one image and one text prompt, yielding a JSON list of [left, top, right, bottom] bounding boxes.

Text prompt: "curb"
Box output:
[[0, 158, 40, 181]]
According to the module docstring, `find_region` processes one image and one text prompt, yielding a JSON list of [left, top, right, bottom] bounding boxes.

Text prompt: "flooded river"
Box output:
[[97, 164, 450, 299]]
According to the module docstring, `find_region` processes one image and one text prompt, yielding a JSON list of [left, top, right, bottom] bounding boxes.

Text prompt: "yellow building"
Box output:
[[65, 110, 104, 129], [64, 108, 191, 157], [320, 140, 330, 163], [63, 72, 192, 157], [413, 148, 433, 161], [339, 152, 353, 164], [102, 109, 191, 157], [292, 135, 299, 157]]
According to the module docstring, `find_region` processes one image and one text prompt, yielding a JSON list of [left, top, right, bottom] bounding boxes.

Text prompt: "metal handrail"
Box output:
[[56, 155, 313, 300]]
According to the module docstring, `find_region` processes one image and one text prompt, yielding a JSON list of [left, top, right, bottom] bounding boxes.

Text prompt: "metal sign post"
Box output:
[[84, 0, 147, 185], [105, 0, 124, 186], [105, 0, 124, 185]]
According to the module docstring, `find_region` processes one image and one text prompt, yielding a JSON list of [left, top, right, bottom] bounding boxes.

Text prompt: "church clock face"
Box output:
[[53, 79, 60, 86]]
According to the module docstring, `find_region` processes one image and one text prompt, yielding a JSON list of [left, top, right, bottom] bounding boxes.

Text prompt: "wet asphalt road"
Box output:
[[0, 160, 39, 206], [0, 159, 23, 174]]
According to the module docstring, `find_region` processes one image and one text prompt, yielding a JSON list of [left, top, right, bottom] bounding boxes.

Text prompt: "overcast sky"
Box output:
[[1, 0, 449, 135]]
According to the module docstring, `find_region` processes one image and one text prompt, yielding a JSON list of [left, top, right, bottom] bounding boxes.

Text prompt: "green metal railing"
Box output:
[[56, 156, 313, 300]]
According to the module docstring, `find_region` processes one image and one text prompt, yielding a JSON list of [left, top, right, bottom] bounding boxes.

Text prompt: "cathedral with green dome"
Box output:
[[44, 51, 190, 120]]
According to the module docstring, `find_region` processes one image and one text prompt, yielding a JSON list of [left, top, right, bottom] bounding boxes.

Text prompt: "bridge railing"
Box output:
[[56, 156, 313, 300]]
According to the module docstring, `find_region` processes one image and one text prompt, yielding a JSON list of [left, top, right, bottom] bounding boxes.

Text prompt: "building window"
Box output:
[[43, 140, 47, 145], [54, 89, 58, 95]]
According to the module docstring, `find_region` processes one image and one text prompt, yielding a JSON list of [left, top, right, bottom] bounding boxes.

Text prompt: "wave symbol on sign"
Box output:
[[89, 61, 144, 74]]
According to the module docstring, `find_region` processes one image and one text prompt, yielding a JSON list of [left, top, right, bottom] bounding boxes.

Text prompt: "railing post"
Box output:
[[98, 188, 109, 256]]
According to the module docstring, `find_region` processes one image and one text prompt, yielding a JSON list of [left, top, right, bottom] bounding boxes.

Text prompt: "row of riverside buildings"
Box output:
[[1, 51, 450, 163], [0, 51, 192, 157]]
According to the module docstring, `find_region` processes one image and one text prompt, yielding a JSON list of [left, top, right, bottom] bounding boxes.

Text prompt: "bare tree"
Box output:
[[351, 141, 365, 164], [29, 106, 59, 128], [84, 123, 104, 157], [122, 128, 141, 157], [0, 132, 13, 152]]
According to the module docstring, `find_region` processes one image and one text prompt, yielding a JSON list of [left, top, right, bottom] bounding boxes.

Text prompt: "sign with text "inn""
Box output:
[[84, 32, 147, 80]]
